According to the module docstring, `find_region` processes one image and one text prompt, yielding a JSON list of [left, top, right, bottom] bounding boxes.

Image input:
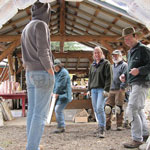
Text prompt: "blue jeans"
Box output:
[[55, 101, 68, 128], [91, 88, 106, 127], [26, 71, 54, 150]]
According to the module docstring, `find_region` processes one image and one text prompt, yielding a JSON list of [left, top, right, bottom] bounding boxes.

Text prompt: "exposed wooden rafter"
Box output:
[[59, 0, 65, 52], [7, 54, 14, 76], [0, 40, 20, 62], [51, 35, 119, 42]]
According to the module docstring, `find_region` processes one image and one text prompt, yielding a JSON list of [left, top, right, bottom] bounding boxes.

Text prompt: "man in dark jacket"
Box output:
[[21, 1, 55, 150], [105, 50, 127, 131], [53, 59, 72, 133], [120, 27, 150, 149]]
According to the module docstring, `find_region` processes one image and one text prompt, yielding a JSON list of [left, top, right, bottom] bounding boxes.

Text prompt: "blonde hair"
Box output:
[[93, 46, 105, 60]]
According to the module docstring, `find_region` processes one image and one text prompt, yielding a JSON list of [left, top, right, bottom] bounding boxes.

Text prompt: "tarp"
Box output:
[[111, 0, 150, 30], [0, 0, 54, 28]]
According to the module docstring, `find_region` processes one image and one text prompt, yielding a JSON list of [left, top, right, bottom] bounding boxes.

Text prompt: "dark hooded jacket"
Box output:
[[21, 1, 53, 71]]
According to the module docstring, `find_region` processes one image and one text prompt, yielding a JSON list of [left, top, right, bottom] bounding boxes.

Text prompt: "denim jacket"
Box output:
[[53, 68, 72, 104]]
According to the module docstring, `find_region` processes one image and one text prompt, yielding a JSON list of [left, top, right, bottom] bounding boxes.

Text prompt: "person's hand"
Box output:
[[103, 91, 109, 98], [129, 68, 139, 76], [119, 74, 126, 82], [47, 68, 54, 76], [53, 94, 59, 100], [87, 91, 91, 97]]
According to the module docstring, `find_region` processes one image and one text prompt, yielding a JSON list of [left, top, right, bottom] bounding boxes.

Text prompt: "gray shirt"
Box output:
[[111, 61, 127, 90]]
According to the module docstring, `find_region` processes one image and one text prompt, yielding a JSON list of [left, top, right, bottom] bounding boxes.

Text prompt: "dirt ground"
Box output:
[[0, 123, 133, 150], [0, 99, 150, 150]]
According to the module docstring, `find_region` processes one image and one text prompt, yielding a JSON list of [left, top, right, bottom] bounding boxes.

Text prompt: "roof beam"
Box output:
[[0, 35, 20, 42], [51, 35, 119, 42], [2, 4, 59, 30], [53, 51, 92, 58], [66, 4, 122, 32], [82, 1, 141, 29], [0, 40, 20, 62], [66, 12, 118, 35]]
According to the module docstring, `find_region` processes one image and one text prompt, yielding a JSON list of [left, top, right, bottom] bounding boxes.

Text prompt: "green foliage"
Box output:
[[51, 42, 92, 51]]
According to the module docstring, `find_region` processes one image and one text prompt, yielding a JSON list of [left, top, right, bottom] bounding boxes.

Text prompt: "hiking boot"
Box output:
[[97, 127, 105, 138], [139, 143, 147, 150], [143, 135, 149, 142], [93, 127, 100, 134], [106, 126, 111, 131], [123, 140, 143, 148], [54, 127, 65, 133]]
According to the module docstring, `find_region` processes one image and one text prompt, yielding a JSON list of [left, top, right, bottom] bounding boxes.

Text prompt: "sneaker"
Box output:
[[106, 126, 111, 131], [123, 140, 143, 148], [116, 126, 123, 131], [139, 143, 147, 150], [93, 127, 100, 134], [0, 147, 3, 150], [143, 135, 149, 142], [98, 127, 105, 138], [54, 127, 65, 133]]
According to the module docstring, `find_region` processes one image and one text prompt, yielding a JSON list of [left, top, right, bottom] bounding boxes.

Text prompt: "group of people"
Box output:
[[88, 26, 150, 150], [13, 1, 150, 150]]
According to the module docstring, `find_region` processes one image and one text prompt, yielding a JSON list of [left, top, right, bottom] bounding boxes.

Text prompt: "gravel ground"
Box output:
[[0, 99, 150, 150]]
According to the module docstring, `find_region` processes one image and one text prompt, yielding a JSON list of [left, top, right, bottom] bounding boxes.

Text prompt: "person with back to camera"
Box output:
[[53, 59, 72, 133], [21, 1, 55, 150], [105, 49, 127, 131], [88, 46, 112, 138], [119, 27, 150, 149]]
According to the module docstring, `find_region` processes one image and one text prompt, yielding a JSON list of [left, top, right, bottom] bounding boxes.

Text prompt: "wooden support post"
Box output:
[[0, 40, 20, 62], [7, 55, 14, 76]]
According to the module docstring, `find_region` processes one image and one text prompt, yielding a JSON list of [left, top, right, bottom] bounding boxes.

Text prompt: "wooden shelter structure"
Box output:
[[0, 0, 150, 77]]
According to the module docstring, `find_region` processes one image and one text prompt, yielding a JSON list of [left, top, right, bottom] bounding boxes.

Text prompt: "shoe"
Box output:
[[139, 143, 147, 150], [116, 126, 123, 131], [54, 127, 65, 133], [123, 121, 131, 129], [123, 140, 143, 148], [39, 145, 44, 150], [93, 127, 100, 134], [97, 127, 105, 138], [143, 135, 149, 142], [106, 126, 111, 130]]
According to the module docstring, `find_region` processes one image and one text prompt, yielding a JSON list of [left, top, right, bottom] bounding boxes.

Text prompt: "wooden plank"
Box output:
[[82, 1, 141, 29], [0, 35, 20, 42], [53, 51, 93, 58], [7, 55, 14, 76], [0, 40, 20, 62], [0, 101, 13, 121], [51, 35, 119, 42], [47, 96, 57, 124], [66, 99, 92, 109], [66, 12, 118, 35], [0, 105, 4, 126]]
